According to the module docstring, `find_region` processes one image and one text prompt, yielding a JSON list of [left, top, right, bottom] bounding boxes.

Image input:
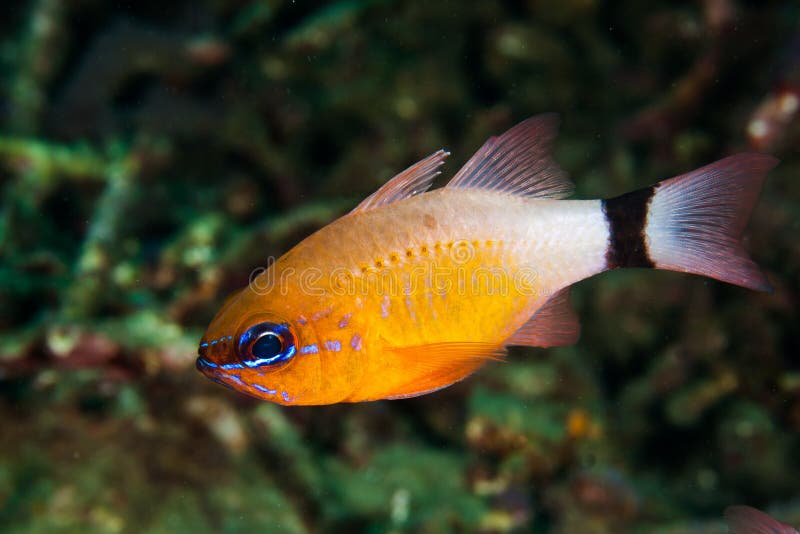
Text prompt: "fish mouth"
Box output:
[[196, 356, 219, 371], [195, 357, 236, 391]]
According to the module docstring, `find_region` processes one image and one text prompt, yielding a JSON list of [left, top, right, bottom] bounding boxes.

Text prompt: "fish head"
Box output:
[[196, 278, 326, 405], [196, 260, 367, 405]]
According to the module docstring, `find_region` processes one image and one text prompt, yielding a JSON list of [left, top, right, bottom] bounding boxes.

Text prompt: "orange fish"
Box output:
[[196, 114, 776, 405], [724, 505, 798, 534]]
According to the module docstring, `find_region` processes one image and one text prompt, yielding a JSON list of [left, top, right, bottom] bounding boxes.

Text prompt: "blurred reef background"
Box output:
[[1, 0, 799, 532]]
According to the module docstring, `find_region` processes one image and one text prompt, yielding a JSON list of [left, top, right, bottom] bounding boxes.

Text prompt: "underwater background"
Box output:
[[1, 0, 799, 532]]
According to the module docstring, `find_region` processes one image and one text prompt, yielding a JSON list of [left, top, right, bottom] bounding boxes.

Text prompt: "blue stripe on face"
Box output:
[[227, 374, 245, 386], [199, 335, 234, 349], [324, 340, 341, 352], [196, 357, 248, 372], [211, 371, 292, 403], [300, 344, 319, 354], [254, 384, 277, 395]]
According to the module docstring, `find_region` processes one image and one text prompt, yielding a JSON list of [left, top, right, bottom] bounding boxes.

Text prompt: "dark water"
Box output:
[[1, 1, 799, 532]]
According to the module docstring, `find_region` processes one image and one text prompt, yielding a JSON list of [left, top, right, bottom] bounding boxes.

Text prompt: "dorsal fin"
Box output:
[[351, 150, 450, 213], [446, 114, 573, 199], [505, 288, 580, 348]]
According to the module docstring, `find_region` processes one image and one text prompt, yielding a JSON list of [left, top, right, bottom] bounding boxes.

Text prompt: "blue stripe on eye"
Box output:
[[241, 344, 296, 368], [254, 384, 277, 395], [300, 344, 319, 354]]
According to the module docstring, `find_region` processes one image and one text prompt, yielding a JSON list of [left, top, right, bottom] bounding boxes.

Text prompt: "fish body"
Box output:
[[196, 114, 776, 405]]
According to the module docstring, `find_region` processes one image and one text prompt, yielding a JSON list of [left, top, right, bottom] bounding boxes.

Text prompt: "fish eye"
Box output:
[[237, 322, 296, 368]]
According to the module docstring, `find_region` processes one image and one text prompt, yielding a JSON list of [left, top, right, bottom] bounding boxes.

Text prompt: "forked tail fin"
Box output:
[[602, 153, 777, 291]]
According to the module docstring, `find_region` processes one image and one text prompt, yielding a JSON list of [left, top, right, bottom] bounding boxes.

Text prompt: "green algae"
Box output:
[[327, 446, 485, 532]]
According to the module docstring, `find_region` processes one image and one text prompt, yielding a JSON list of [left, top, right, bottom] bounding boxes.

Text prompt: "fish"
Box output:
[[196, 113, 777, 405], [724, 505, 798, 533]]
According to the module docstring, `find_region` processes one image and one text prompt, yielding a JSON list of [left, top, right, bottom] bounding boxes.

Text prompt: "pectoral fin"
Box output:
[[376, 341, 505, 400]]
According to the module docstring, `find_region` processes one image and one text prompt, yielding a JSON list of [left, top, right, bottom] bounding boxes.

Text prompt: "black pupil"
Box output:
[[252, 333, 283, 359]]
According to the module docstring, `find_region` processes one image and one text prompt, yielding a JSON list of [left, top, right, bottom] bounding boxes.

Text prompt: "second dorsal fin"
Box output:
[[446, 114, 573, 199], [351, 150, 450, 213]]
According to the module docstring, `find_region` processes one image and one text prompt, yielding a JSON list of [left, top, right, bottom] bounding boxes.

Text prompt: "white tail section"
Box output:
[[645, 153, 777, 291]]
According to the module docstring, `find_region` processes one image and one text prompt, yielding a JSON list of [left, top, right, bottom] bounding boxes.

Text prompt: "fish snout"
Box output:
[[196, 335, 236, 370]]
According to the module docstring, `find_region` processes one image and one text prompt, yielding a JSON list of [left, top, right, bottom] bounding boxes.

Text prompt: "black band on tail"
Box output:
[[602, 186, 656, 269]]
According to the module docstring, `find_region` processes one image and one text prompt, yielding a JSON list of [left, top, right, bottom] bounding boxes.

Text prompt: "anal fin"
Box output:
[[506, 288, 580, 348]]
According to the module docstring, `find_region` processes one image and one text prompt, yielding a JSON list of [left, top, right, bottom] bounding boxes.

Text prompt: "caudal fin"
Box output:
[[602, 154, 777, 291]]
